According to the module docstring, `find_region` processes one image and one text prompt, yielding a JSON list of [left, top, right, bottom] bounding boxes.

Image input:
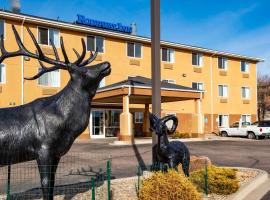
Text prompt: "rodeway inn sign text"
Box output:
[[76, 15, 132, 34]]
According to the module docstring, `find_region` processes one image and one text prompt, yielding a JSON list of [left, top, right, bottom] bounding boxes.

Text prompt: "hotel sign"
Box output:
[[76, 14, 132, 34]]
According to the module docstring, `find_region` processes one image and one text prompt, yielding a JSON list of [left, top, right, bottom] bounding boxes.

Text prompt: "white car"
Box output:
[[219, 121, 270, 139]]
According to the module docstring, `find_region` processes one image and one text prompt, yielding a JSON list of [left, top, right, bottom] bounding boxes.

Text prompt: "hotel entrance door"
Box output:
[[90, 110, 105, 138], [90, 109, 121, 138]]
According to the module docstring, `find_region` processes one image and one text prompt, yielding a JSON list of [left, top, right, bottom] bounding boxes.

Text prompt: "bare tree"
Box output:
[[257, 74, 270, 121]]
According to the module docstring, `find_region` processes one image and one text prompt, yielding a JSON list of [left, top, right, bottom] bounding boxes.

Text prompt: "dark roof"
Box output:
[[97, 76, 202, 92]]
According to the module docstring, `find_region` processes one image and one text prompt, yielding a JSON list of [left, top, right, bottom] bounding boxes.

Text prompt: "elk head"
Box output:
[[0, 25, 111, 96], [149, 113, 178, 136]]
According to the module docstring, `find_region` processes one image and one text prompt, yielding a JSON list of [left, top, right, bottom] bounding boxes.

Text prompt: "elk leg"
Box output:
[[37, 156, 60, 200]]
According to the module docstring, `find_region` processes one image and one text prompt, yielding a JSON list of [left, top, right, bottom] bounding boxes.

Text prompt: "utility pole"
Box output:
[[151, 0, 161, 164]]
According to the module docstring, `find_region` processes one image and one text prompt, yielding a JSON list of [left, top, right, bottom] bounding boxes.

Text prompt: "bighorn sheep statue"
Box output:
[[0, 25, 111, 199], [149, 113, 190, 176]]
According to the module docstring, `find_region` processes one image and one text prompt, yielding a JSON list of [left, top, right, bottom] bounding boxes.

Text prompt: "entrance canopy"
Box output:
[[93, 76, 203, 104], [93, 76, 205, 141]]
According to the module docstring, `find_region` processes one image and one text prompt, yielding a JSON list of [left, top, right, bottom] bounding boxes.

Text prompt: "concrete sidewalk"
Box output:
[[109, 134, 256, 146]]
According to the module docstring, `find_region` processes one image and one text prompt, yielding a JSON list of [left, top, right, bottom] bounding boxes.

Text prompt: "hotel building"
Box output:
[[0, 11, 262, 141]]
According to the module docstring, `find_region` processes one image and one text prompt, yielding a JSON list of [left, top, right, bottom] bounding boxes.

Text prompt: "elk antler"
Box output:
[[0, 25, 98, 80]]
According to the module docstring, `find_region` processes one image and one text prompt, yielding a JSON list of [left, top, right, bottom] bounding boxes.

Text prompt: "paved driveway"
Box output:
[[70, 139, 270, 178]]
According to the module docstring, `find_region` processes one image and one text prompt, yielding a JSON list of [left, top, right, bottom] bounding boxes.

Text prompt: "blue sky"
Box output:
[[2, 0, 270, 75]]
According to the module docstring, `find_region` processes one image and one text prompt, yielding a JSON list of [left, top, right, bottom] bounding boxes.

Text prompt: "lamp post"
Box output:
[[151, 0, 161, 164]]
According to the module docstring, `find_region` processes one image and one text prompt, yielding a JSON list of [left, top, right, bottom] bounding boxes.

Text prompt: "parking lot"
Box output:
[[70, 138, 270, 177]]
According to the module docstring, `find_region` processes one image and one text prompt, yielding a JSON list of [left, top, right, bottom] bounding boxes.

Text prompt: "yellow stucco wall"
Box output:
[[0, 15, 258, 138]]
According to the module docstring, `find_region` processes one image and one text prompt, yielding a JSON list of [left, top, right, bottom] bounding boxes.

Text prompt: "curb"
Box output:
[[227, 167, 269, 200], [109, 137, 254, 146]]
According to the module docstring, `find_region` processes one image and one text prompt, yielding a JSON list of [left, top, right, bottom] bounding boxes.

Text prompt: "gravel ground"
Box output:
[[203, 168, 260, 200], [0, 168, 260, 200], [111, 168, 260, 200]]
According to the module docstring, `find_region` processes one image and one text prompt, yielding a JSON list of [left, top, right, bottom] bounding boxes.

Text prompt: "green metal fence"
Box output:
[[0, 152, 112, 200]]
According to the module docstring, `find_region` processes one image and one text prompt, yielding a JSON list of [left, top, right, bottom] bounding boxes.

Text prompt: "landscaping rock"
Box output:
[[190, 156, 212, 172]]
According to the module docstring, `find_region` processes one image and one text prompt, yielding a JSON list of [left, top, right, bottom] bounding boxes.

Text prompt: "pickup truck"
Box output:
[[219, 121, 270, 139]]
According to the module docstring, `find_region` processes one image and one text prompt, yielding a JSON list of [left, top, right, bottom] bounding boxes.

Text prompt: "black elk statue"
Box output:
[[0, 25, 111, 199], [149, 113, 190, 176]]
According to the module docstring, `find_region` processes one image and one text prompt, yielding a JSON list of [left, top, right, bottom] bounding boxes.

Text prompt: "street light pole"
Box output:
[[151, 0, 161, 164]]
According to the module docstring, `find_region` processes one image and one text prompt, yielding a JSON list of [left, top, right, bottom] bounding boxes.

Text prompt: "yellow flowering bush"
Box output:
[[190, 166, 239, 195], [139, 170, 202, 200]]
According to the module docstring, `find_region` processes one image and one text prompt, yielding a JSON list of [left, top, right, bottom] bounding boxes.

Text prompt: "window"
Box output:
[[241, 87, 250, 99], [38, 27, 60, 47], [251, 121, 258, 126], [162, 48, 174, 63], [0, 19, 5, 39], [192, 52, 203, 66], [218, 57, 228, 70], [242, 121, 251, 126], [162, 79, 176, 84], [240, 61, 249, 72], [0, 64, 5, 83], [38, 68, 60, 87], [135, 112, 144, 123], [242, 115, 251, 124], [127, 42, 141, 58], [87, 36, 104, 53], [192, 82, 204, 90], [218, 85, 228, 97], [98, 78, 105, 88], [230, 122, 239, 128], [218, 115, 229, 127]]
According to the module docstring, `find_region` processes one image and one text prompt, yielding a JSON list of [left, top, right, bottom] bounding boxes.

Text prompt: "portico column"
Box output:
[[143, 104, 151, 137], [119, 95, 133, 142], [193, 98, 204, 137]]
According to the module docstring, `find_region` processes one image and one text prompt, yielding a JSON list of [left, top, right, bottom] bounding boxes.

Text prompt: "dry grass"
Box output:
[[138, 170, 202, 200]]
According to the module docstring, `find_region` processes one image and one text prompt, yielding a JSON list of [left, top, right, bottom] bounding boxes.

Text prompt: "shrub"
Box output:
[[171, 132, 191, 139], [190, 166, 239, 195], [139, 170, 202, 200]]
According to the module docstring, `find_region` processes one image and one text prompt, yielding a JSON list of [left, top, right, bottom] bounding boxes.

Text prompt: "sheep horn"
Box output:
[[160, 115, 178, 135]]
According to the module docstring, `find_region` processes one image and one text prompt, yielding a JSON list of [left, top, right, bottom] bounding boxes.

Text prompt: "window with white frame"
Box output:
[[218, 57, 228, 70], [162, 48, 174, 63], [218, 85, 228, 97], [241, 87, 250, 99], [87, 36, 104, 53], [192, 82, 204, 90], [218, 115, 229, 127], [38, 68, 60, 87], [0, 64, 5, 83], [240, 61, 249, 72], [135, 112, 144, 123], [98, 78, 105, 88], [192, 52, 203, 66], [162, 79, 176, 84], [0, 19, 5, 39], [127, 42, 141, 58], [242, 115, 251, 123], [38, 27, 60, 47]]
